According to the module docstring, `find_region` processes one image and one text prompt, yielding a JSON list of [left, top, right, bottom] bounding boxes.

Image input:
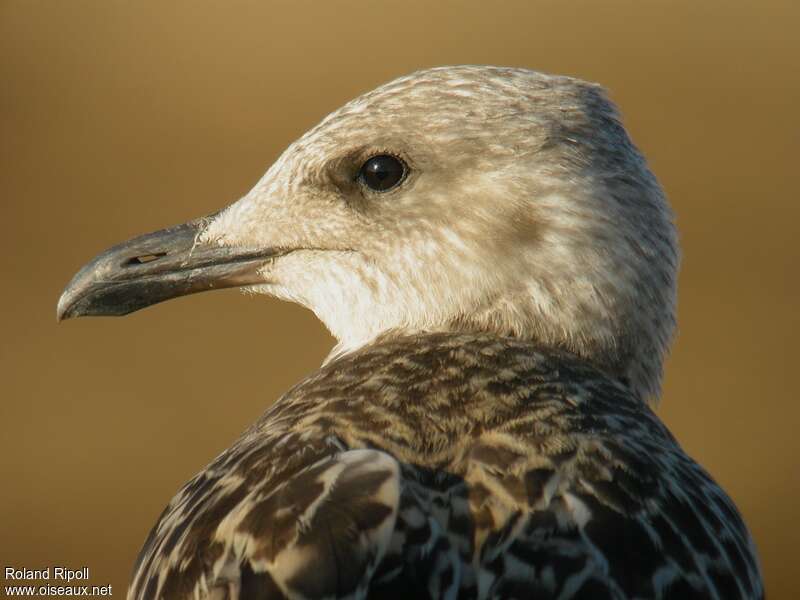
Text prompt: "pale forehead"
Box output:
[[344, 66, 598, 116], [296, 66, 611, 148]]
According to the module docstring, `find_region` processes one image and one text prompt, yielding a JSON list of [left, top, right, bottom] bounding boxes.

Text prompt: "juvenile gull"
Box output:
[[58, 66, 763, 599]]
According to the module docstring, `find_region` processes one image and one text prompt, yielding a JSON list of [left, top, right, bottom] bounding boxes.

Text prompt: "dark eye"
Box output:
[[359, 155, 406, 192]]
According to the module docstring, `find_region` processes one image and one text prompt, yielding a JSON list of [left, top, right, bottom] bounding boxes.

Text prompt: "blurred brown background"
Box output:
[[1, 1, 797, 597]]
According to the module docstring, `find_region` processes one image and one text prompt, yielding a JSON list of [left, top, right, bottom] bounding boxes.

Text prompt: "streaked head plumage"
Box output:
[[202, 66, 678, 401], [60, 66, 678, 402]]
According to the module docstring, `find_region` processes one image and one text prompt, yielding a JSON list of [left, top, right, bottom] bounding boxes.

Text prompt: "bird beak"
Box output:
[[57, 215, 277, 321]]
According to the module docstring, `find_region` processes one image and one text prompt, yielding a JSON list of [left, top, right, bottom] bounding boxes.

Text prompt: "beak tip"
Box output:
[[56, 291, 76, 322]]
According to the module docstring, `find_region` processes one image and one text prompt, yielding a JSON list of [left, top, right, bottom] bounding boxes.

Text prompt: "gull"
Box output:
[[58, 66, 763, 599]]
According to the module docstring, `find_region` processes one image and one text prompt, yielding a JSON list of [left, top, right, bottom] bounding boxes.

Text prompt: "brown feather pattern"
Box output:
[[129, 333, 762, 599]]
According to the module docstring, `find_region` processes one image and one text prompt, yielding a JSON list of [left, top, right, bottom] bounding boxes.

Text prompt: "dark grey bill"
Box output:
[[57, 217, 278, 321]]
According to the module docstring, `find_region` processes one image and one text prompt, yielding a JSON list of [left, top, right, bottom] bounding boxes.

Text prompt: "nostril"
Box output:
[[125, 252, 167, 266]]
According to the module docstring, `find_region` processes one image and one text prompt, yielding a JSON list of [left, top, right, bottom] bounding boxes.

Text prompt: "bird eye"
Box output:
[[359, 155, 406, 192]]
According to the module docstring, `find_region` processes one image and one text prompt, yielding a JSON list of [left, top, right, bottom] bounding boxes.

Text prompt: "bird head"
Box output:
[[58, 66, 678, 402]]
